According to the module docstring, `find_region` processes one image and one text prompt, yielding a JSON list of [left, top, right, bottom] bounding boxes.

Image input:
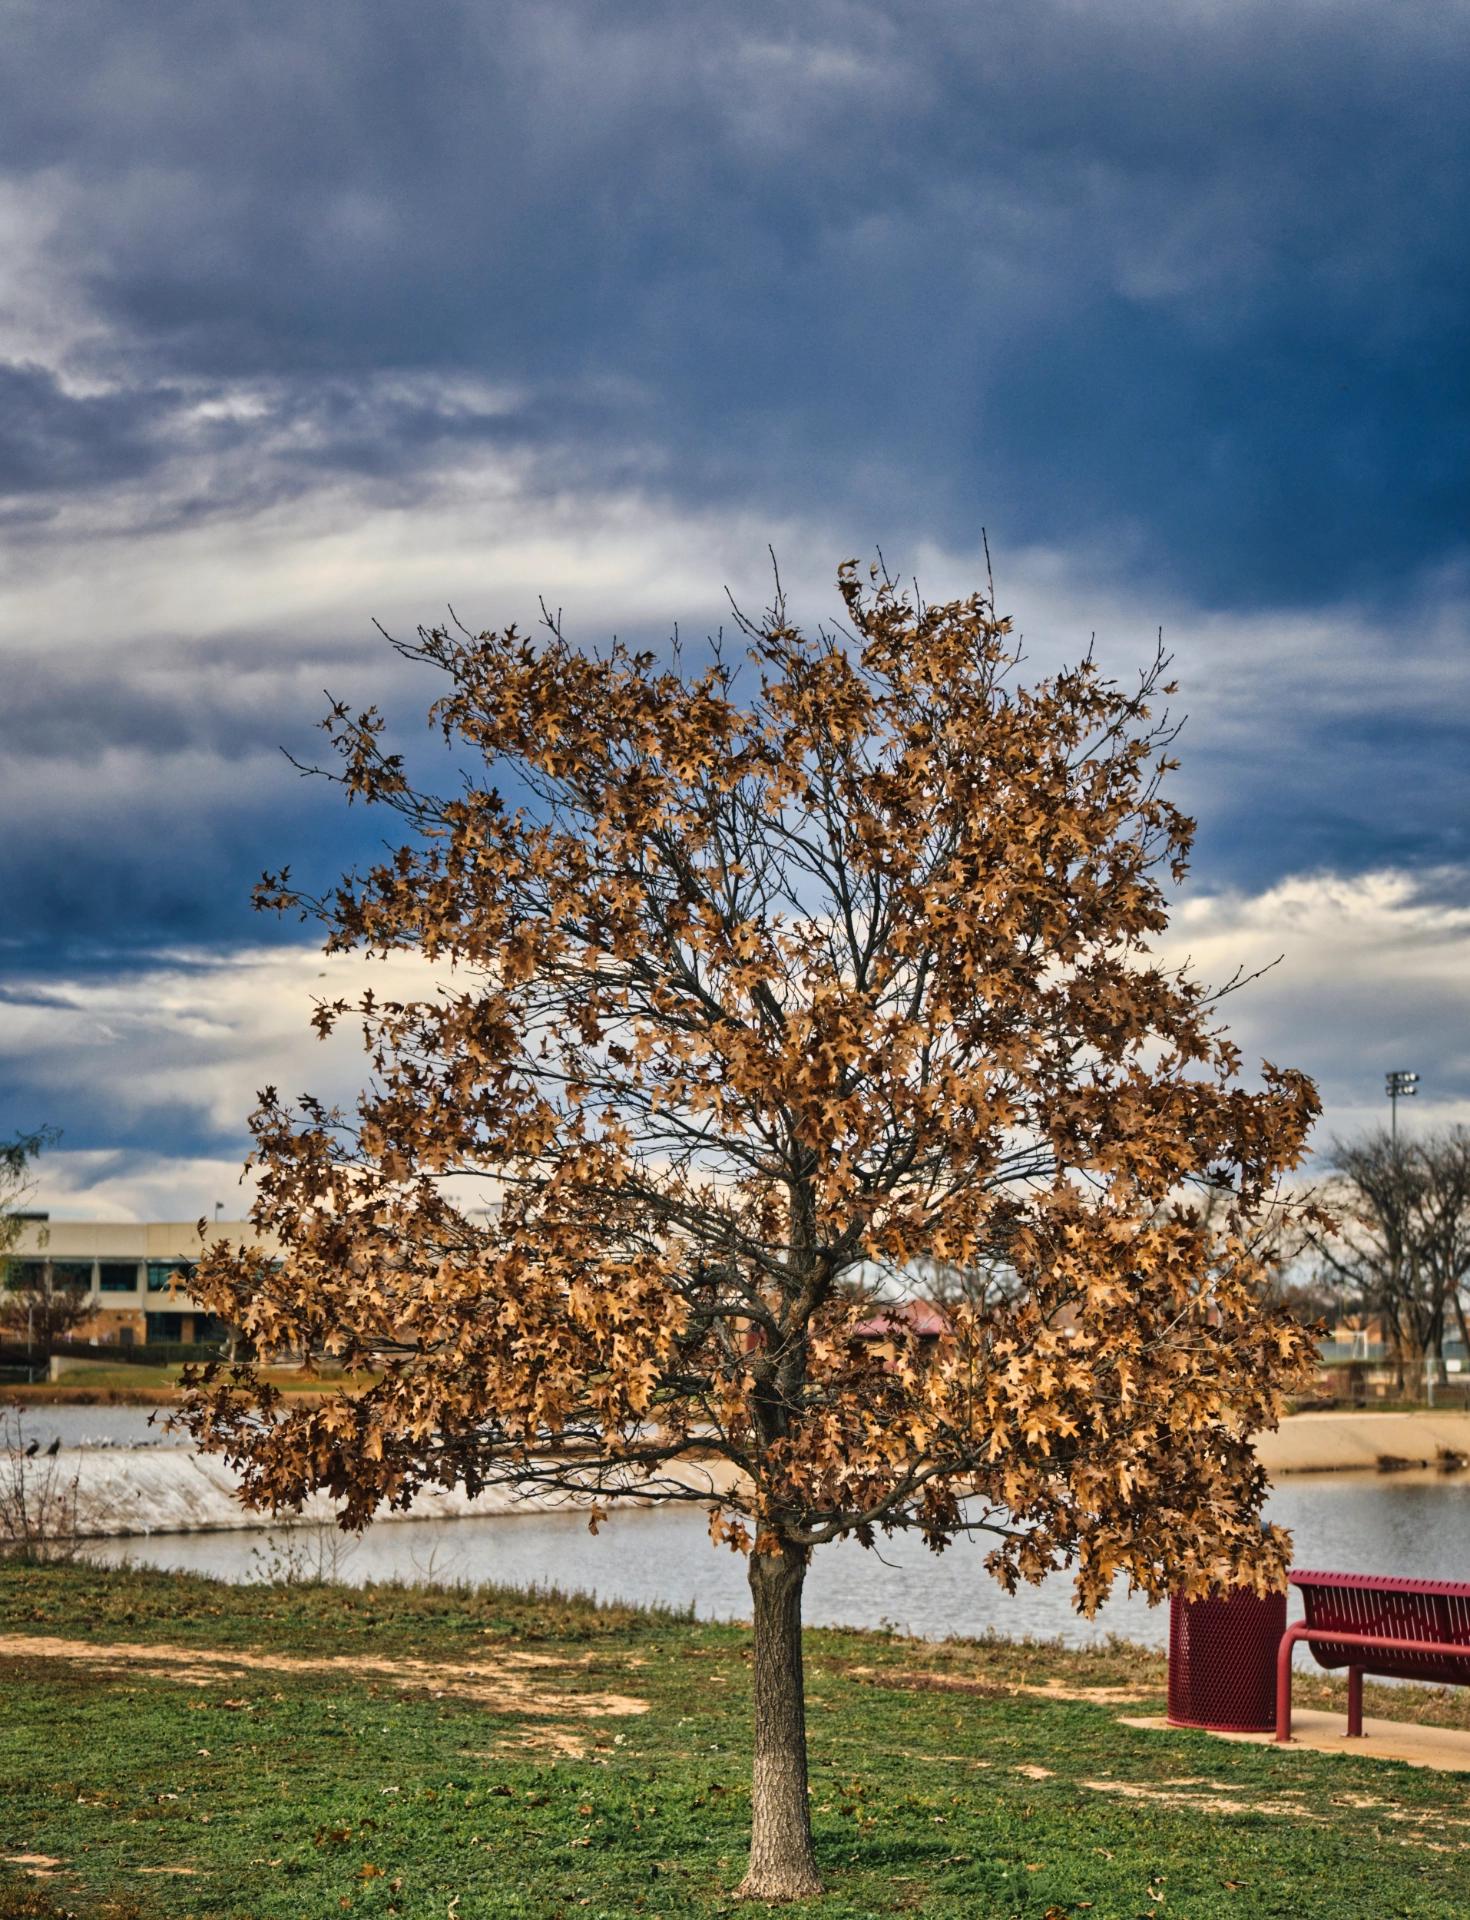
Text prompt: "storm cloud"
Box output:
[[1, 1, 1466, 1210]]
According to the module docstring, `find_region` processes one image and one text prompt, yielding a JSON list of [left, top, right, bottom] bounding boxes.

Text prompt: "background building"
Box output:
[[2, 1218, 278, 1348]]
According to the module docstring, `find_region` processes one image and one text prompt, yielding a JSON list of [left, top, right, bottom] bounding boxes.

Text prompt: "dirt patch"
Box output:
[[1012, 1680, 1153, 1704], [850, 1668, 1010, 1700], [1082, 1778, 1327, 1821], [0, 1634, 646, 1721], [1082, 1776, 1470, 1851], [495, 1725, 590, 1758], [136, 1866, 198, 1876], [864, 1748, 993, 1769], [849, 1666, 1149, 1706], [3, 1856, 63, 1874]]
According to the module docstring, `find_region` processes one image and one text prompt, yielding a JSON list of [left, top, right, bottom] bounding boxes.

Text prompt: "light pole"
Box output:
[[1386, 1070, 1429, 1401], [1386, 1069, 1418, 1149]]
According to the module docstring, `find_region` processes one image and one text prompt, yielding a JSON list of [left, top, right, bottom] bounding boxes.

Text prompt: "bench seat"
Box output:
[[1276, 1570, 1470, 1743]]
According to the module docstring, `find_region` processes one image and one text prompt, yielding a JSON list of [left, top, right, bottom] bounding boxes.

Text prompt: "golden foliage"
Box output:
[[181, 562, 1319, 1609]]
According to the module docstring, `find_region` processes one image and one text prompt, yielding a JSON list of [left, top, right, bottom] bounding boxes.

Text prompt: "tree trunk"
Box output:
[[739, 1540, 822, 1901]]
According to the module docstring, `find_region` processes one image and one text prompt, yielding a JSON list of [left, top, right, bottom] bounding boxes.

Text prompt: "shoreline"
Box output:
[[16, 1386, 1470, 1465], [10, 1445, 747, 1542], [11, 1408, 1470, 1546], [2, 1382, 348, 1407], [1254, 1409, 1470, 1475]]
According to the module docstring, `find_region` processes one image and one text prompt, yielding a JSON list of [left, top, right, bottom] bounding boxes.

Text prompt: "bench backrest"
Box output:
[[1293, 1570, 1470, 1685]]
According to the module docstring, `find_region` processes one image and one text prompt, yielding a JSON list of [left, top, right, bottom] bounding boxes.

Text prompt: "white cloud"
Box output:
[[3, 941, 451, 1147], [0, 381, 1462, 876], [909, 533, 1470, 732], [0, 173, 110, 381], [31, 1149, 262, 1226], [0, 443, 802, 652], [9, 456, 1463, 871], [11, 863, 1469, 1219], [1160, 867, 1470, 1146]]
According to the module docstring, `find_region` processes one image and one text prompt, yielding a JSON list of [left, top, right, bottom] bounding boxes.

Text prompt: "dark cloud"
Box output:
[[0, 622, 544, 966], [0, 365, 644, 544], [1, 2, 1463, 601], [0, 651, 379, 965], [978, 298, 1469, 609], [1, 574, 1462, 981], [0, 2, 1466, 1203], [0, 363, 175, 494]]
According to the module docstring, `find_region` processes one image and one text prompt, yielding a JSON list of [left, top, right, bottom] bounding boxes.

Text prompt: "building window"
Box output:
[[52, 1261, 94, 1292], [2, 1259, 42, 1290], [145, 1311, 184, 1342], [98, 1263, 140, 1293], [146, 1261, 193, 1294]]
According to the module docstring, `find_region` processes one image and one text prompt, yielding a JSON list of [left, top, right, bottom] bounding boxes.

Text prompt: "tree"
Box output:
[[180, 562, 1320, 1899], [1417, 1132, 1470, 1365], [1317, 1129, 1470, 1393], [0, 1262, 94, 1367], [0, 1129, 85, 1372], [0, 1129, 55, 1255]]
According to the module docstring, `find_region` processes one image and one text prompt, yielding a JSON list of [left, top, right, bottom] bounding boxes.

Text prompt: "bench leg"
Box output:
[[1347, 1667, 1363, 1738], [1275, 1626, 1298, 1743]]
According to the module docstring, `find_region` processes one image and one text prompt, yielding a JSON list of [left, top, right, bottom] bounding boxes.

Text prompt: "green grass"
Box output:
[[44, 1366, 190, 1390], [5, 1373, 181, 1401], [2, 1562, 1468, 1919], [14, 1366, 379, 1401]]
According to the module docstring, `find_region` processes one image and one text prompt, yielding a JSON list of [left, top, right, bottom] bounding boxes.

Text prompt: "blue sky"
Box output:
[[1, 1, 1466, 1217]]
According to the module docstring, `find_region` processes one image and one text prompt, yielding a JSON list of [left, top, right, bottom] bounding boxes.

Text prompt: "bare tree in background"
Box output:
[[0, 1129, 56, 1258], [0, 1130, 83, 1375], [0, 1260, 94, 1368], [1317, 1129, 1470, 1394], [1, 1133, 88, 1538]]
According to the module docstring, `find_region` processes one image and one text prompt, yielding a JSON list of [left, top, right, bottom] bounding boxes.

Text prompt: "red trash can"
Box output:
[[1167, 1585, 1287, 1732]]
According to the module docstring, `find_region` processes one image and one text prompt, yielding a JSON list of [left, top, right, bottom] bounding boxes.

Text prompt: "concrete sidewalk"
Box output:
[[1122, 1709, 1470, 1773]]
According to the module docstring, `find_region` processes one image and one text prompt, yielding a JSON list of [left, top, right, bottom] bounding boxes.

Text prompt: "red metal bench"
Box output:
[[1276, 1570, 1470, 1743]]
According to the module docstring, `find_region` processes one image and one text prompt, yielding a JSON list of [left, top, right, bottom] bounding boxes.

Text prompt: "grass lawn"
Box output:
[[2, 1563, 1467, 1919]]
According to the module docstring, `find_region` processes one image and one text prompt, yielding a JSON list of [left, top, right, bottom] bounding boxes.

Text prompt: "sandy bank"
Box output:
[[1256, 1410, 1470, 1475]]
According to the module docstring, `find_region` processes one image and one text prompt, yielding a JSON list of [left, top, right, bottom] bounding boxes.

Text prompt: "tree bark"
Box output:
[[739, 1540, 822, 1901]]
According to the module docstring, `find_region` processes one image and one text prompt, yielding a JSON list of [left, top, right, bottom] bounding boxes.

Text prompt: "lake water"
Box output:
[[15, 1401, 1469, 1649], [77, 1463, 1470, 1651], [2, 1403, 188, 1450]]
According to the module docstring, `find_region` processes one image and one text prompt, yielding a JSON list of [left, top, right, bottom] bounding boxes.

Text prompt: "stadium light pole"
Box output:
[[1387, 1069, 1429, 1404], [1386, 1069, 1419, 1149]]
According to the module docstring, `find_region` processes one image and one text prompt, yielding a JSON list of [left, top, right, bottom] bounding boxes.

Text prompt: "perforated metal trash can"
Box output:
[[1167, 1586, 1287, 1732]]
